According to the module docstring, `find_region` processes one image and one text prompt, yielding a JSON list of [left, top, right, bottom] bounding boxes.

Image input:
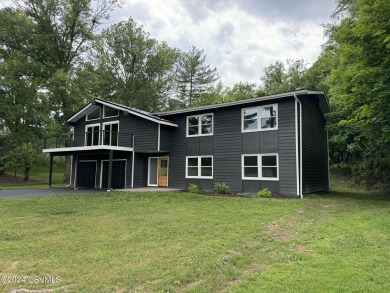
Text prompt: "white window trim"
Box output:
[[103, 105, 119, 118], [186, 113, 214, 137], [241, 104, 278, 133], [186, 155, 213, 179], [85, 123, 101, 146], [85, 107, 101, 121], [102, 121, 119, 146], [242, 153, 279, 181]]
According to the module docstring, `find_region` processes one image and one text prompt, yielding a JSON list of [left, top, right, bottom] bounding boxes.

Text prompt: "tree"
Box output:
[[176, 46, 220, 107], [0, 0, 122, 182], [322, 0, 390, 190], [92, 18, 180, 112], [223, 81, 261, 102], [260, 59, 308, 95]]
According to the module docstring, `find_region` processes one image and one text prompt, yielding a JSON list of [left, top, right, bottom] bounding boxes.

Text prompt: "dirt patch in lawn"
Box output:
[[267, 223, 296, 241], [0, 173, 45, 185]]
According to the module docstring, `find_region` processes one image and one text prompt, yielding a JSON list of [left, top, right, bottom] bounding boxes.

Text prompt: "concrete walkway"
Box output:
[[119, 187, 183, 192], [0, 187, 183, 199]]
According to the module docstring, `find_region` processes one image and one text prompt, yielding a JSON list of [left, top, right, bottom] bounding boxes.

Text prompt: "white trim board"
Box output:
[[43, 145, 133, 154]]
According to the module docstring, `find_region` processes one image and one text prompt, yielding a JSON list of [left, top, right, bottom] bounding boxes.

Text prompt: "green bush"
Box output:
[[188, 183, 200, 193], [215, 182, 229, 194], [253, 188, 272, 198]]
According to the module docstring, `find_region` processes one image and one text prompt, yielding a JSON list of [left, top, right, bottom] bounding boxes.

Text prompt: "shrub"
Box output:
[[188, 183, 200, 193], [253, 188, 272, 198], [215, 182, 229, 194]]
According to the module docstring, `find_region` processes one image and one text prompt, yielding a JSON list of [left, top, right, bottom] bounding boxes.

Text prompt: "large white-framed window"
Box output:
[[86, 107, 101, 121], [186, 113, 213, 137], [102, 121, 119, 146], [242, 154, 279, 180], [186, 156, 213, 179], [103, 105, 119, 118], [85, 123, 100, 146], [242, 104, 278, 132]]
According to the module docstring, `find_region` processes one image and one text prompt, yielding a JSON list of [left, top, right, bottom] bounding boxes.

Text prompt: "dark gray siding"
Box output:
[[301, 95, 329, 193], [213, 107, 243, 192], [120, 114, 158, 151], [163, 97, 297, 195], [133, 153, 147, 188], [160, 125, 172, 151], [165, 116, 186, 189], [73, 119, 86, 147], [278, 98, 297, 195]]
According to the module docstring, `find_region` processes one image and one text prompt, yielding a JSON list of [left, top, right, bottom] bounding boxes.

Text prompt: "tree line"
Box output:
[[0, 0, 389, 193]]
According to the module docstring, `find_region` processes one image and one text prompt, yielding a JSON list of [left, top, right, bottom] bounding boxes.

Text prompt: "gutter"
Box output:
[[294, 94, 303, 199]]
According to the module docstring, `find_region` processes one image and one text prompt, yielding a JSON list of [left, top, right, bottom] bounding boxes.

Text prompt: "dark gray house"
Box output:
[[43, 90, 330, 197]]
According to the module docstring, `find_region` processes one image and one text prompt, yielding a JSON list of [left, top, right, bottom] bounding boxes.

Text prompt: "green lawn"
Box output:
[[0, 182, 389, 292]]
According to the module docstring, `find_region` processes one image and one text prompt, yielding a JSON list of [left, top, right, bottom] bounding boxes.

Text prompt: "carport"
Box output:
[[42, 144, 134, 191]]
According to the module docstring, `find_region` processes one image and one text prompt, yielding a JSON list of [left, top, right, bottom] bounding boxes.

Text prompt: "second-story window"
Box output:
[[187, 113, 213, 137], [85, 124, 100, 146], [242, 104, 278, 132], [103, 122, 119, 146]]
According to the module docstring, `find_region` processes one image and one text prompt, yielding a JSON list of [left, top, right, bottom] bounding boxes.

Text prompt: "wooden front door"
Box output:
[[158, 158, 168, 187]]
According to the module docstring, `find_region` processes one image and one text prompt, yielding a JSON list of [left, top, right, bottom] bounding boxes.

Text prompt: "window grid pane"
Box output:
[[262, 155, 277, 166], [244, 156, 258, 166], [188, 158, 198, 166], [260, 105, 277, 129], [188, 167, 198, 176], [188, 117, 199, 126], [201, 157, 212, 166], [262, 167, 277, 178], [244, 167, 258, 177]]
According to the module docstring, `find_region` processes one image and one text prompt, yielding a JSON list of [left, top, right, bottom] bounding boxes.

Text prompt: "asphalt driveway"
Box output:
[[0, 188, 103, 199]]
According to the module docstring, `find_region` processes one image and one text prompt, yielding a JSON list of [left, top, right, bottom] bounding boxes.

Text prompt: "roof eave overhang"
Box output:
[[65, 99, 178, 127], [155, 90, 331, 117]]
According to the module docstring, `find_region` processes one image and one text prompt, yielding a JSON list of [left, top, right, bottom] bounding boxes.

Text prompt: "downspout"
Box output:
[[294, 94, 303, 199], [131, 134, 135, 188], [327, 129, 330, 191], [158, 123, 161, 151]]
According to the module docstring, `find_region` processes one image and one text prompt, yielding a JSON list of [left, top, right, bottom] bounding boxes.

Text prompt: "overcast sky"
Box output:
[[110, 0, 337, 87]]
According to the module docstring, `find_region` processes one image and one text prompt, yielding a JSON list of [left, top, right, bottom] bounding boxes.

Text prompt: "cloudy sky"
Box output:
[[1, 0, 337, 87], [110, 0, 337, 87]]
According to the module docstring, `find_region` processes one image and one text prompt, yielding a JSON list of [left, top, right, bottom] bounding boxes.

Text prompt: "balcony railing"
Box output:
[[44, 134, 74, 149], [44, 131, 134, 149]]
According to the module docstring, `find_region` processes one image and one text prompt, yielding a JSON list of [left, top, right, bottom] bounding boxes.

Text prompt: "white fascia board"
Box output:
[[96, 100, 178, 127], [42, 145, 134, 153]]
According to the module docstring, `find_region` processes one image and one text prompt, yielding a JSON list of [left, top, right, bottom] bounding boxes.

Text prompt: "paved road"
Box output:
[[0, 188, 103, 199]]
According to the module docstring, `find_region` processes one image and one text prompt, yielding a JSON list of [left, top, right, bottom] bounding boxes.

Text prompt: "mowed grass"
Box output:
[[0, 183, 389, 292]]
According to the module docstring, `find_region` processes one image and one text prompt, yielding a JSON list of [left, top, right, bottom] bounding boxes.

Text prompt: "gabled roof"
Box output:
[[155, 90, 331, 117], [66, 98, 178, 127]]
